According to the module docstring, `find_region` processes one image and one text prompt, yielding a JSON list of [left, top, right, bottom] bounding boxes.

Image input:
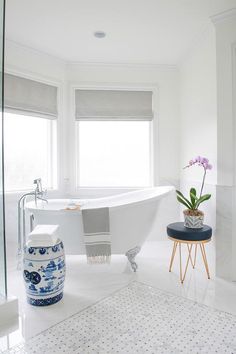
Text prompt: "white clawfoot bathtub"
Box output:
[[25, 186, 174, 271]]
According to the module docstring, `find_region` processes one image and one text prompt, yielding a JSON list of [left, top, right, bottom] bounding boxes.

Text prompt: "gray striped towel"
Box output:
[[81, 207, 111, 264]]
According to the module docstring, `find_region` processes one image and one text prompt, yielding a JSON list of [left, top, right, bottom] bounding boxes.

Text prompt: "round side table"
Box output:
[[167, 222, 212, 283]]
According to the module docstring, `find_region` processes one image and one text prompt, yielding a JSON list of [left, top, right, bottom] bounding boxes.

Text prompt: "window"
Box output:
[[4, 74, 58, 192], [77, 121, 151, 187], [75, 89, 153, 188], [4, 112, 57, 192]]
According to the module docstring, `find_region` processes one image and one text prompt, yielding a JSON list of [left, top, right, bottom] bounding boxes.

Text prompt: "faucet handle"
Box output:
[[33, 178, 41, 184], [33, 178, 42, 193]]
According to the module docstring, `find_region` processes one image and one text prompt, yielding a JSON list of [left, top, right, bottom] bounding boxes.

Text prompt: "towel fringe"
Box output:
[[87, 255, 111, 264]]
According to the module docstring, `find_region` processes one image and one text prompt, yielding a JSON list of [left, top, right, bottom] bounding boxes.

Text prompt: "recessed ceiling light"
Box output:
[[94, 31, 106, 38]]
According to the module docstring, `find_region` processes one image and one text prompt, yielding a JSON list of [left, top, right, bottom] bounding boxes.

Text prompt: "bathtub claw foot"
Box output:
[[126, 246, 141, 272]]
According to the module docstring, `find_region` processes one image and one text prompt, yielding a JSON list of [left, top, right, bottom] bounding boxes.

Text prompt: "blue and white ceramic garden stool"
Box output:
[[23, 239, 66, 306]]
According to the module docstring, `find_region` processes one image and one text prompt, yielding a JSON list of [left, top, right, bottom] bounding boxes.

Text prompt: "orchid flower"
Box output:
[[176, 156, 212, 211], [184, 156, 212, 197]]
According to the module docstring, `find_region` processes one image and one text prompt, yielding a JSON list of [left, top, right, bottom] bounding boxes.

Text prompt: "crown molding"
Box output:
[[6, 39, 67, 66], [211, 8, 236, 25], [4, 63, 65, 87], [6, 39, 178, 71], [67, 61, 178, 71]]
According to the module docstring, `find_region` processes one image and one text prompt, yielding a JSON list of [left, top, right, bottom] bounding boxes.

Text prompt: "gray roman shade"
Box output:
[[4, 73, 58, 119], [75, 89, 153, 121]]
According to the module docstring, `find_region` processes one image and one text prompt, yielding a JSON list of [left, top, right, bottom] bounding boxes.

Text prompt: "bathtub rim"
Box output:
[[25, 186, 175, 214]]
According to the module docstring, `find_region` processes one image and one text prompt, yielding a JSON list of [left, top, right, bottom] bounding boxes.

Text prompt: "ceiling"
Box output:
[[5, 0, 236, 65]]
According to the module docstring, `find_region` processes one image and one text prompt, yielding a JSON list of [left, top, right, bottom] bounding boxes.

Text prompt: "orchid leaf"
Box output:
[[195, 194, 211, 209], [190, 188, 197, 208], [190, 192, 198, 201], [177, 196, 192, 210], [176, 190, 192, 209]]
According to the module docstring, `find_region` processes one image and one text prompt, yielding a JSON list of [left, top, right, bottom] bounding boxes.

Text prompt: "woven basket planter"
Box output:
[[183, 210, 204, 229]]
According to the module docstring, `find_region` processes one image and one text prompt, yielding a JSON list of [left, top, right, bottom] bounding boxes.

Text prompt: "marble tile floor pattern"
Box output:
[[1, 240, 236, 353], [2, 281, 236, 354]]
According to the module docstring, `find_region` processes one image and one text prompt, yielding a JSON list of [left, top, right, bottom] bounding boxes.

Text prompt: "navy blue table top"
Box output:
[[167, 222, 212, 241]]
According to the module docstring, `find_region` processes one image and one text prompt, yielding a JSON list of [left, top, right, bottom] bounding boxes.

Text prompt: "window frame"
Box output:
[[72, 85, 158, 194], [4, 70, 62, 194]]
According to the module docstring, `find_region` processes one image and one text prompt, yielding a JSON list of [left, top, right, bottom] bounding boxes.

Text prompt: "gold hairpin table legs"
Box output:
[[169, 241, 177, 272], [199, 243, 210, 279], [168, 237, 211, 283]]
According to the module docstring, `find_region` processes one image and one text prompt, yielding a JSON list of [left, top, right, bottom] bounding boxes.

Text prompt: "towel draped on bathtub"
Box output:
[[81, 207, 111, 264]]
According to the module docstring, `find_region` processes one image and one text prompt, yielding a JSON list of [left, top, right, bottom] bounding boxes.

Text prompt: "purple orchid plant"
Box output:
[[176, 156, 212, 213]]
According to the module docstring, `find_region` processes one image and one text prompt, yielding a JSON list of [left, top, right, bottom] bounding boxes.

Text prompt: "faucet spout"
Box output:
[[37, 196, 48, 204]]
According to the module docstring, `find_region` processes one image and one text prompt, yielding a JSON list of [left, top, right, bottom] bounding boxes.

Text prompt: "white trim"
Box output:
[[69, 82, 159, 90], [232, 43, 236, 278], [69, 61, 177, 71], [68, 84, 77, 194], [56, 80, 66, 193], [76, 116, 153, 121], [211, 8, 236, 25], [75, 114, 80, 188], [152, 88, 159, 186], [47, 120, 52, 188], [149, 119, 154, 187], [232, 43, 236, 187]]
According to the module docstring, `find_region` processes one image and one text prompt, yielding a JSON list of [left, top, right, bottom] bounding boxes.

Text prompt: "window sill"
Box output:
[[74, 186, 152, 198], [4, 189, 60, 202]]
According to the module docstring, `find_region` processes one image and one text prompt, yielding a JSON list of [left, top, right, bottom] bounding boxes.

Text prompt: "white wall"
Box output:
[[212, 9, 236, 281], [4, 40, 180, 259], [179, 25, 217, 230]]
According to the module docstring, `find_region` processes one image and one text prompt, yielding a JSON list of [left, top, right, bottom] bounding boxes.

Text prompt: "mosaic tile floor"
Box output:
[[1, 281, 236, 354]]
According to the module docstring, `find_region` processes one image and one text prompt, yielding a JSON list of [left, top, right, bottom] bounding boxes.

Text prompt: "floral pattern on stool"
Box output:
[[23, 240, 66, 306]]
